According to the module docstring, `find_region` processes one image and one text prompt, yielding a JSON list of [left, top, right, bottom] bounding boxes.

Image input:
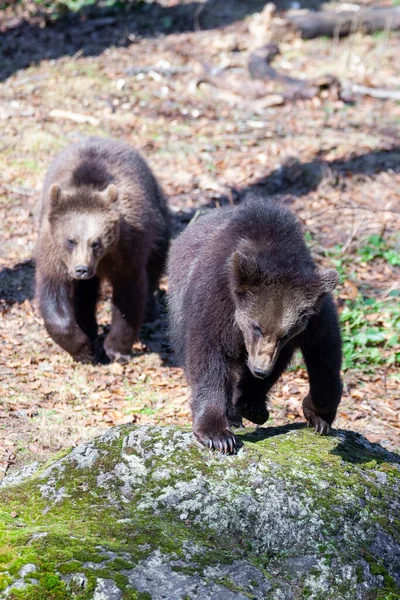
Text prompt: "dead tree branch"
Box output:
[[286, 7, 400, 39]]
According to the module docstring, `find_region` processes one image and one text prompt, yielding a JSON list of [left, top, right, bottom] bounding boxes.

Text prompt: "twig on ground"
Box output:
[[3, 184, 35, 197], [48, 109, 99, 126], [341, 84, 400, 101], [124, 66, 189, 76], [2, 451, 16, 480]]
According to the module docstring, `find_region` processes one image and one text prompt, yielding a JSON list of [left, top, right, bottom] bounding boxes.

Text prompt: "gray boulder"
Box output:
[[0, 424, 399, 599]]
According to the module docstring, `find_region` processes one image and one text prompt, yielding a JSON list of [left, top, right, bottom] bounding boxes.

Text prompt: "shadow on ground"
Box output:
[[238, 422, 307, 444], [139, 289, 172, 365], [171, 145, 400, 231], [242, 145, 400, 199], [1, 0, 328, 82], [0, 260, 35, 305], [238, 424, 400, 463], [331, 432, 400, 464]]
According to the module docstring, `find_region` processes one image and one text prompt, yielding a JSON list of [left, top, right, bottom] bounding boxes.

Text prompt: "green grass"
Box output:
[[358, 234, 400, 267], [319, 235, 400, 372], [340, 293, 400, 371]]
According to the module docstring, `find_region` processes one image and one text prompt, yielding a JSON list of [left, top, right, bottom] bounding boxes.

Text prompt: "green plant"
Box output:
[[340, 293, 400, 371], [358, 235, 400, 266], [317, 238, 400, 371]]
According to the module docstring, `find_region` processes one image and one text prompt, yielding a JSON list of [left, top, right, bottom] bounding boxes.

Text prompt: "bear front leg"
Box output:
[[192, 383, 238, 453], [189, 356, 237, 454], [39, 278, 94, 363], [299, 295, 343, 434], [104, 270, 147, 362], [74, 277, 100, 341]]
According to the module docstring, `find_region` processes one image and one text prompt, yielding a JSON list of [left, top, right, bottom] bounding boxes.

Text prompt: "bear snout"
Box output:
[[74, 265, 95, 280], [252, 365, 272, 379]]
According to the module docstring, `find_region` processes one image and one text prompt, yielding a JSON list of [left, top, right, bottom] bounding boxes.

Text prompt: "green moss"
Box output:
[[0, 574, 13, 592], [57, 561, 83, 575], [107, 559, 132, 571], [0, 425, 399, 599], [0, 551, 14, 564], [124, 592, 152, 600], [7, 580, 67, 600]]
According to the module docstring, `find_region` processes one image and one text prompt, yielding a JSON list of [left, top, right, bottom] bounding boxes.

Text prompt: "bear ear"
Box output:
[[49, 184, 63, 210], [231, 251, 260, 288], [317, 268, 340, 293], [102, 184, 118, 206]]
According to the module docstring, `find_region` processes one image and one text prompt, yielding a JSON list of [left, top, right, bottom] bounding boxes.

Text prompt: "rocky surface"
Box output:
[[0, 424, 399, 599]]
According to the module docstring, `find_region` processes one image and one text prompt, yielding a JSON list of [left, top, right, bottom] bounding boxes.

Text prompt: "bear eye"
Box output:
[[300, 311, 311, 322], [252, 324, 262, 337], [298, 312, 312, 327], [91, 241, 101, 250], [67, 239, 76, 248]]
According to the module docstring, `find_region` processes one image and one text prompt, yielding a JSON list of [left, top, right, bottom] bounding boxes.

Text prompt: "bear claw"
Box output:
[[195, 429, 237, 454], [104, 348, 131, 364], [313, 417, 330, 435], [305, 413, 331, 435]]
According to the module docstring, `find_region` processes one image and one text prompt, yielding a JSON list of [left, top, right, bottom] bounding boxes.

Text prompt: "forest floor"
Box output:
[[0, 0, 399, 479]]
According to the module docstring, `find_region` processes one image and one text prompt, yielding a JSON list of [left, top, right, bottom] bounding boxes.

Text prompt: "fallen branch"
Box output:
[[48, 109, 99, 126], [248, 44, 340, 101], [194, 61, 283, 101], [124, 65, 189, 77], [194, 44, 339, 105], [286, 7, 400, 39], [341, 84, 400, 102]]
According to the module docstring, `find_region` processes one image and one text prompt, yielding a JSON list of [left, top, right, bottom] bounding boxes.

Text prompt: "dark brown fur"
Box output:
[[167, 195, 342, 453], [36, 137, 170, 363]]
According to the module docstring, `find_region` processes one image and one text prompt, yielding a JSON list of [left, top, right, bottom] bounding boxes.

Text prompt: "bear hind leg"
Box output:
[[234, 345, 295, 425], [233, 370, 270, 426], [145, 248, 167, 323], [104, 270, 147, 362]]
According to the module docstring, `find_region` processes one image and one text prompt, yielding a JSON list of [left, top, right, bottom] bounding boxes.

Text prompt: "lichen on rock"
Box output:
[[0, 424, 399, 599]]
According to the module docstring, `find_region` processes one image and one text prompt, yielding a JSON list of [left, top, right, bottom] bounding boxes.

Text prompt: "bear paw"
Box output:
[[302, 395, 333, 435], [104, 338, 131, 364], [236, 402, 270, 426], [73, 347, 94, 364], [306, 413, 331, 435], [104, 347, 131, 364], [193, 426, 237, 454], [227, 413, 244, 429]]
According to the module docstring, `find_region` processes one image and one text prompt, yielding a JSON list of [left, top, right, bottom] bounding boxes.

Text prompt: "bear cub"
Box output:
[[167, 195, 342, 453], [36, 137, 170, 363]]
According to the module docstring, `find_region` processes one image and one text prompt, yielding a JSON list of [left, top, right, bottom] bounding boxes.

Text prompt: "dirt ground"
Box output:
[[1, 0, 399, 479]]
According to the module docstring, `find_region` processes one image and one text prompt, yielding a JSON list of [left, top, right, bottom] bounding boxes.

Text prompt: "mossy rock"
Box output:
[[0, 424, 399, 600]]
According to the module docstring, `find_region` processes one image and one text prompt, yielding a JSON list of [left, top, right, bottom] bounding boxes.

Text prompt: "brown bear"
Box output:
[[36, 137, 170, 363], [167, 194, 342, 453]]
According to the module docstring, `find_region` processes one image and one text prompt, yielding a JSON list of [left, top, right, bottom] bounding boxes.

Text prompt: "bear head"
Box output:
[[230, 249, 339, 378], [47, 183, 120, 280]]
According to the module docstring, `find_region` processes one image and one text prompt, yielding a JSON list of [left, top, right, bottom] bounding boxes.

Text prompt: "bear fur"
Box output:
[[167, 195, 342, 453], [36, 137, 170, 363]]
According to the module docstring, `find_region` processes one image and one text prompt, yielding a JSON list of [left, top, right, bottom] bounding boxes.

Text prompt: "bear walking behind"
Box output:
[[36, 137, 170, 363], [167, 195, 342, 453]]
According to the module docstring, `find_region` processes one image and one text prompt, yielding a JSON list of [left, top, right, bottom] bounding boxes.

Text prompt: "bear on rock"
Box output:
[[36, 137, 170, 363], [167, 195, 342, 453]]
